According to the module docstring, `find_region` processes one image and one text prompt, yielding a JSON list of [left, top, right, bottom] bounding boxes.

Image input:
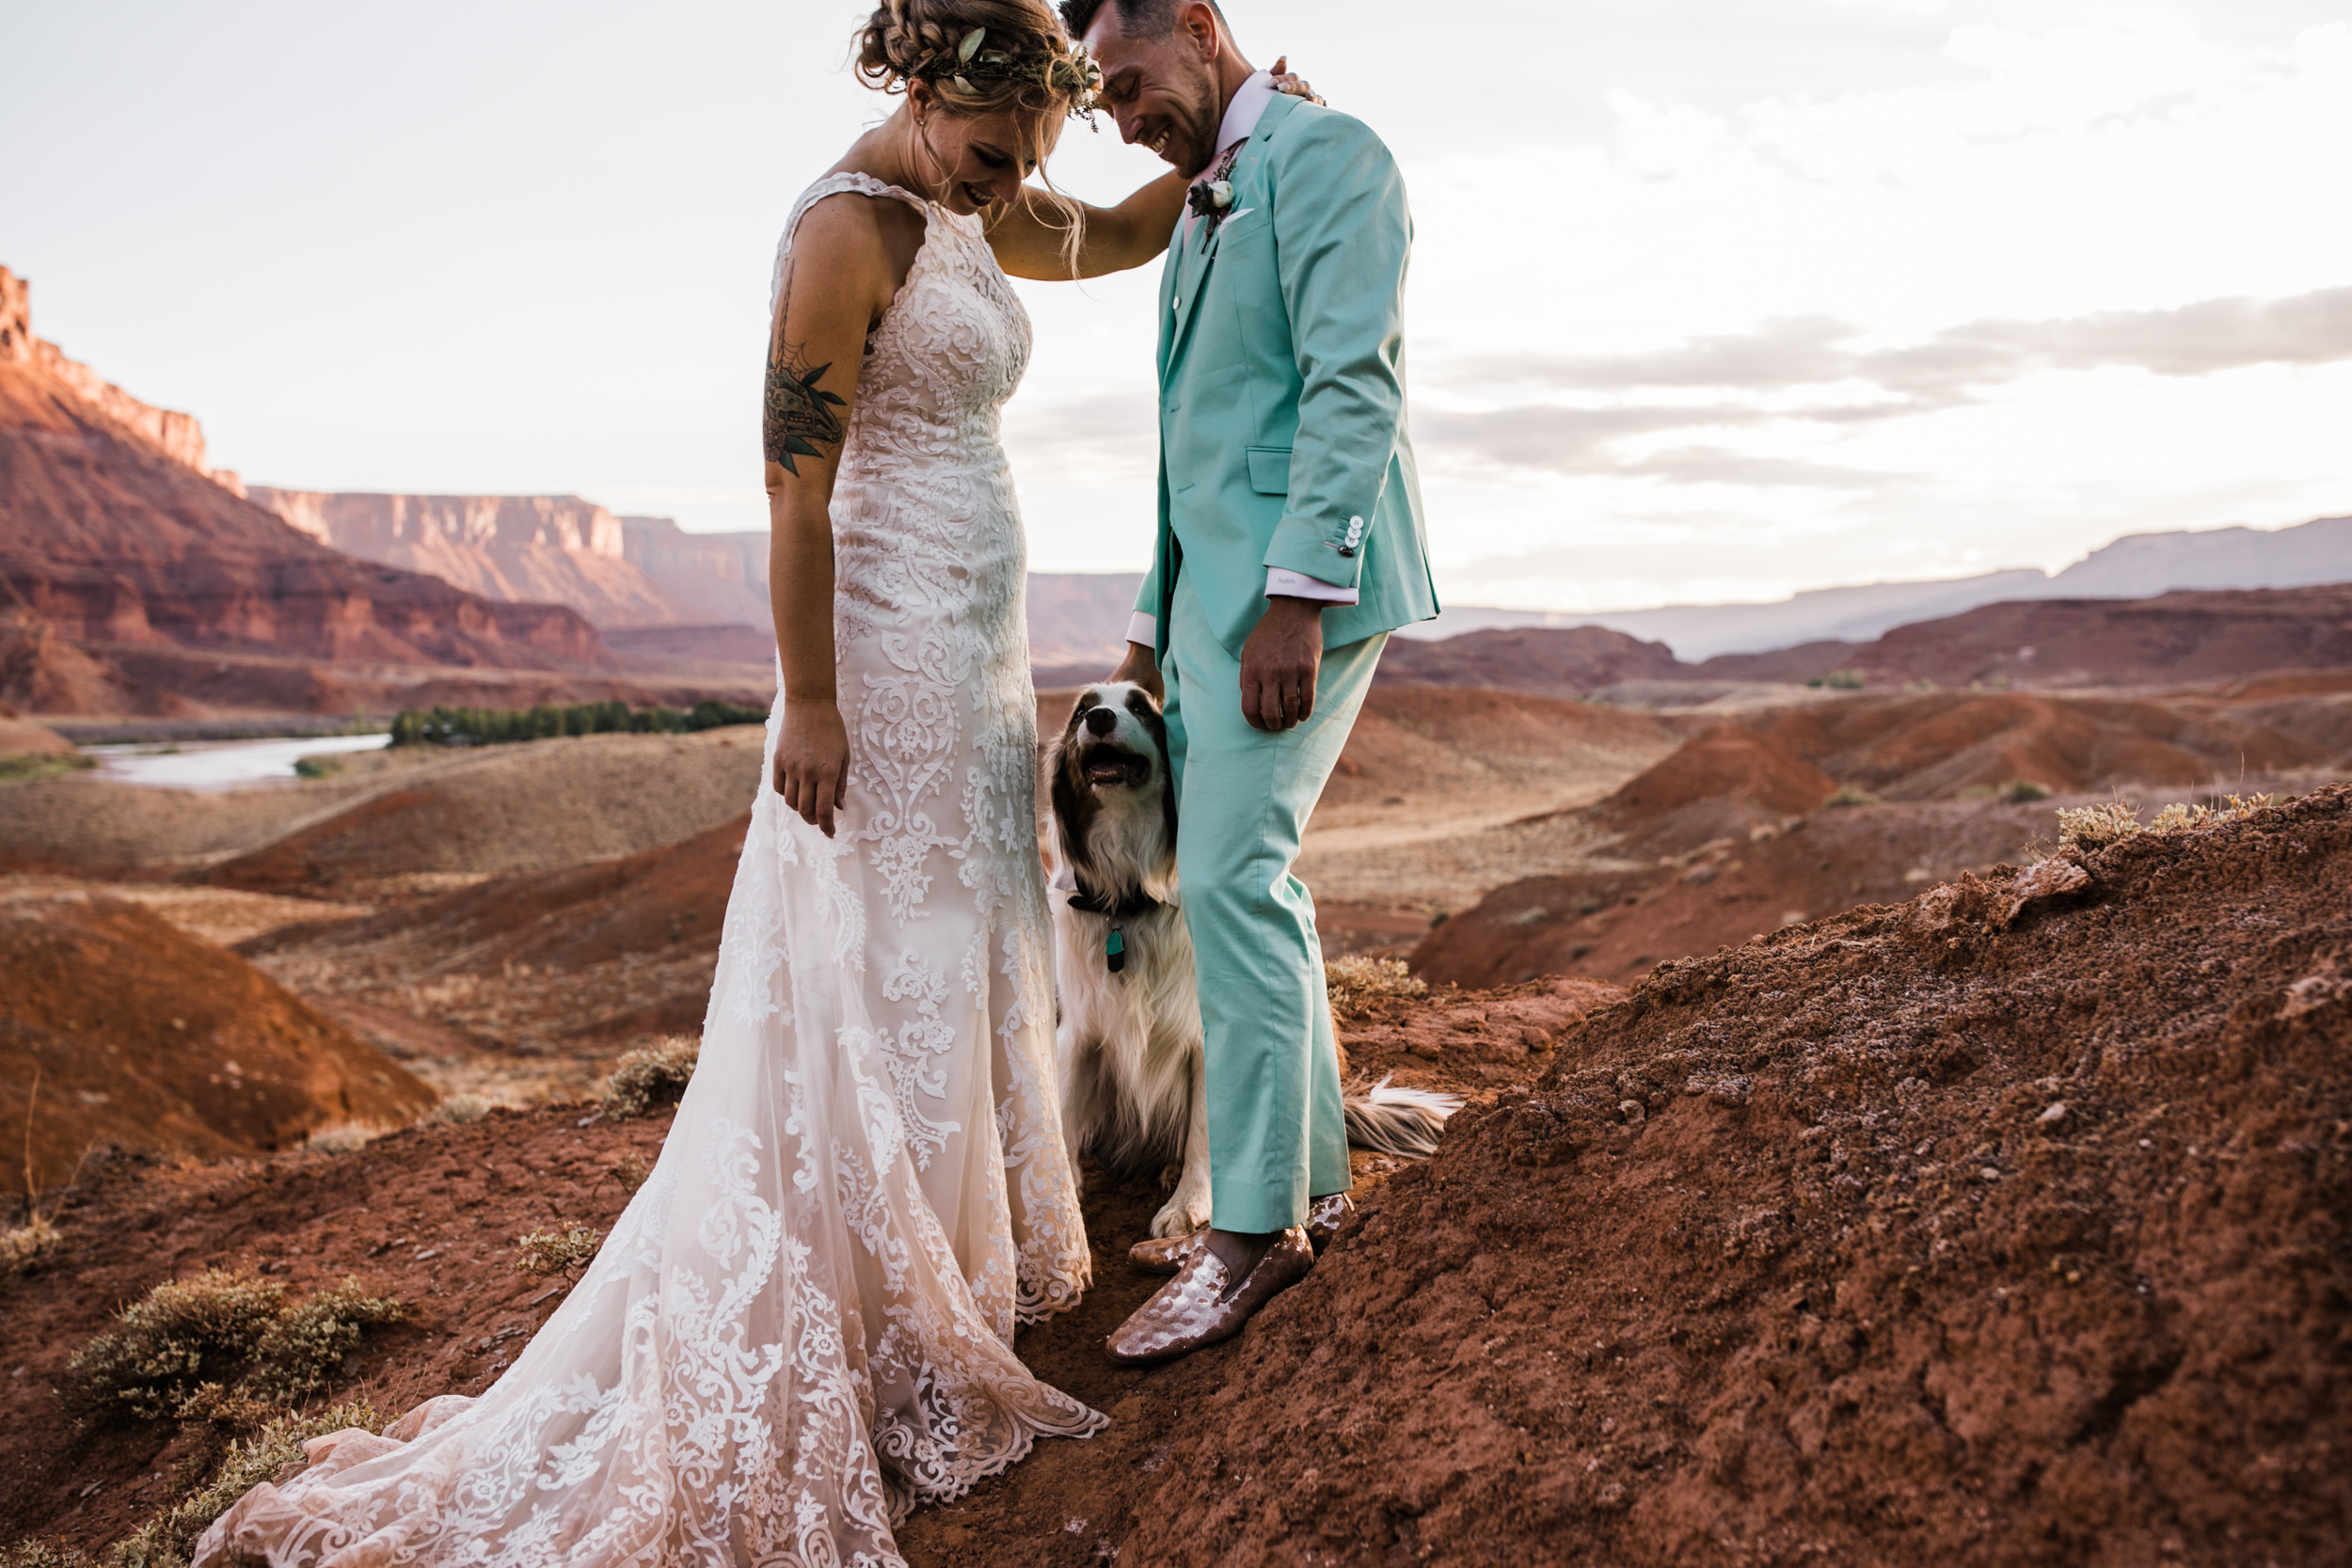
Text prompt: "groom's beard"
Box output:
[[1162, 78, 1225, 177]]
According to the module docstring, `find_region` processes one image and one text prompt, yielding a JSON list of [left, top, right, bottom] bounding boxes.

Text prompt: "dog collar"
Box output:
[[1067, 876, 1160, 974]]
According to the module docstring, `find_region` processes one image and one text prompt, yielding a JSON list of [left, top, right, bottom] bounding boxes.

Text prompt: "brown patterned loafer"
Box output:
[[1105, 1227, 1314, 1365], [1304, 1192, 1356, 1255], [1129, 1227, 1206, 1276]]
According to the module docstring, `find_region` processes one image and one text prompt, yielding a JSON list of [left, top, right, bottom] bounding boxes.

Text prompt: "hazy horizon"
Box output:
[[6, 0, 2348, 613]]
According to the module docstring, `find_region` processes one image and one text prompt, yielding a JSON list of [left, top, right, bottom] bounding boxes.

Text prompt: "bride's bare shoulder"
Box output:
[[792, 184, 926, 293]]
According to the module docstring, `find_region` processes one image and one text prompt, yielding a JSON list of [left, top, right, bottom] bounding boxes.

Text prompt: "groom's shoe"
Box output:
[[1106, 1227, 1313, 1365], [1128, 1226, 1205, 1276], [1304, 1192, 1356, 1254]]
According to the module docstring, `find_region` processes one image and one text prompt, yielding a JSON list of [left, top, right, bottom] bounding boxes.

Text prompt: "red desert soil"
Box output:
[[8, 795, 2346, 1564], [0, 895, 435, 1186], [1412, 689, 2341, 989], [0, 980, 1604, 1557], [243, 815, 751, 1052]]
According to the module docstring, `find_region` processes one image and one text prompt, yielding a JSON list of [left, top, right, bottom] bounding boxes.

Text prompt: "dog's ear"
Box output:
[[1049, 717, 1096, 878], [1126, 693, 1181, 868]]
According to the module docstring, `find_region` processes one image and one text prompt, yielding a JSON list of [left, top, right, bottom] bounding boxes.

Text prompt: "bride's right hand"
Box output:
[[773, 699, 850, 838]]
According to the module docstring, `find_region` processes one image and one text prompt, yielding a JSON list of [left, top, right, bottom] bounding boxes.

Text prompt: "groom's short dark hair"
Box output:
[[1058, 0, 1225, 40]]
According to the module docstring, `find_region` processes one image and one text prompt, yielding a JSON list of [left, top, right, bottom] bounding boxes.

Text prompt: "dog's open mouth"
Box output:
[[1081, 743, 1152, 789]]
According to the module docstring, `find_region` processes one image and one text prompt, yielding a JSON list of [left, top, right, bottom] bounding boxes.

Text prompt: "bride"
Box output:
[[195, 4, 1311, 1563]]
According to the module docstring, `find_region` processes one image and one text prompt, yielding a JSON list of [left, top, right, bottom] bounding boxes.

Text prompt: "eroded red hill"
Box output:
[[0, 896, 435, 1186]]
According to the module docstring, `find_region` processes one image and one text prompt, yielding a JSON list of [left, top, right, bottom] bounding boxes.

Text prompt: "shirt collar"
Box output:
[[1211, 70, 1278, 165]]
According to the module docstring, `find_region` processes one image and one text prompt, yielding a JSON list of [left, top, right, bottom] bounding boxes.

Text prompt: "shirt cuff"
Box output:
[[1124, 610, 1158, 646], [1265, 567, 1359, 606]]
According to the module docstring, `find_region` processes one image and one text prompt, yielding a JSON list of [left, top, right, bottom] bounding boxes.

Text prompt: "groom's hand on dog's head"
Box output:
[[1240, 596, 1325, 732]]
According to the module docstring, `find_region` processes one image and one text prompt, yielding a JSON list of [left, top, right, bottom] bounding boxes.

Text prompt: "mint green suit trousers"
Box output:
[[1162, 572, 1388, 1233]]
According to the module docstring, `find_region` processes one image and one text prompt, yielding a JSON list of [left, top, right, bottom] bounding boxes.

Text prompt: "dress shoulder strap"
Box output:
[[771, 173, 930, 316]]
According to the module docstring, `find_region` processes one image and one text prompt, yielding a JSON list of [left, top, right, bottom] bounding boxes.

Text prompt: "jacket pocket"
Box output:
[[1245, 445, 1293, 495]]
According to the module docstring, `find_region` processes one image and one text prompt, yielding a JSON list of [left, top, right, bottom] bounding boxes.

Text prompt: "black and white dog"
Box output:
[[1047, 681, 1460, 1241]]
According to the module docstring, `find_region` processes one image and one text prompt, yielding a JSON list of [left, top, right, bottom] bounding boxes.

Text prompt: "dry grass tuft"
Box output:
[[1821, 784, 1882, 810], [421, 1092, 495, 1126], [1327, 957, 1428, 1025], [1, 1211, 63, 1276], [2057, 800, 2142, 851], [2, 1398, 381, 1568], [303, 1122, 385, 1155], [600, 1037, 700, 1120], [514, 1225, 602, 1279], [61, 1271, 403, 1426], [608, 1153, 651, 1194], [2061, 792, 2279, 851]]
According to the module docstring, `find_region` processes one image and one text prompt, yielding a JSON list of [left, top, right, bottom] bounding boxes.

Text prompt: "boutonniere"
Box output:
[[1184, 143, 1244, 249]]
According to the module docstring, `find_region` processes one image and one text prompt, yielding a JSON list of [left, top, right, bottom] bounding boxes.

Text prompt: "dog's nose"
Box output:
[[1084, 707, 1118, 736]]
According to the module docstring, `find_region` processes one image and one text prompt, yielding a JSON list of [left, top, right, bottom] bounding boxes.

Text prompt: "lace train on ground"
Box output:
[[193, 171, 1101, 1568]]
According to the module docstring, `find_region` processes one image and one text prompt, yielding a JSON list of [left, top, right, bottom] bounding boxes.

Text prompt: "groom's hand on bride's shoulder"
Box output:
[[1240, 596, 1325, 733], [773, 698, 850, 838], [1267, 56, 1326, 107]]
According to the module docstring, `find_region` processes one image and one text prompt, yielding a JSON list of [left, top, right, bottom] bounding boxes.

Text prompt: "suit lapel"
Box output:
[[1162, 92, 1301, 376]]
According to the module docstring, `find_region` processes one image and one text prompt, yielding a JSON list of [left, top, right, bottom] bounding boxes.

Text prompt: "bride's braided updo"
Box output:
[[854, 0, 1101, 122]]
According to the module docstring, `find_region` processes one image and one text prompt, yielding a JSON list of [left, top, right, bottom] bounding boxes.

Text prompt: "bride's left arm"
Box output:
[[988, 171, 1189, 281]]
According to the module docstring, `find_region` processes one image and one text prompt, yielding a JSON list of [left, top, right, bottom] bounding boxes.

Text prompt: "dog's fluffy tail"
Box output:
[[1342, 1074, 1464, 1158]]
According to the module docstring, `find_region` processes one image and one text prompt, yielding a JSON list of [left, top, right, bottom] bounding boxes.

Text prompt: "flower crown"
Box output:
[[907, 27, 1104, 118]]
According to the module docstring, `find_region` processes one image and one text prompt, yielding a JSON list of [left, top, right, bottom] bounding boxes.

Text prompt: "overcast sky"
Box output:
[[5, 0, 2348, 610]]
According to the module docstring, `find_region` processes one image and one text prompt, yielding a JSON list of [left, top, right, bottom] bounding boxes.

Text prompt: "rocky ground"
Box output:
[[5, 790, 2345, 1564]]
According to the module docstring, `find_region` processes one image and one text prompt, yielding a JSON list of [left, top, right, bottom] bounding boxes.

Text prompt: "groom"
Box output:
[[1067, 0, 1439, 1362]]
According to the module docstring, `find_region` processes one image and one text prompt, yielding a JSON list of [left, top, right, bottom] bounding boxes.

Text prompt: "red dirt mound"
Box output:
[[1590, 723, 1836, 851], [1413, 795, 2055, 988], [1751, 690, 2317, 800], [1699, 584, 2352, 689], [240, 815, 751, 1050], [919, 787, 2352, 1565], [0, 896, 435, 1186], [206, 729, 765, 895]]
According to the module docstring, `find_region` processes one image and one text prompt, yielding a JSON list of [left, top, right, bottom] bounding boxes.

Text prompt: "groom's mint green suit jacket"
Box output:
[[1133, 90, 1439, 658], [1136, 91, 1438, 1234]]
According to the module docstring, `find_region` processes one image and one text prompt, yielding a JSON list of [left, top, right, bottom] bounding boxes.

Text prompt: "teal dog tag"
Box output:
[[1105, 927, 1126, 974]]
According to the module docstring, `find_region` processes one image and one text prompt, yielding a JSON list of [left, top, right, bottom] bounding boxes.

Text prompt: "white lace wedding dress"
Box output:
[[195, 172, 1103, 1568]]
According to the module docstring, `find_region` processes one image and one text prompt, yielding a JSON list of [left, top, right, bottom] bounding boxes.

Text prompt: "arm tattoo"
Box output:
[[764, 336, 849, 476]]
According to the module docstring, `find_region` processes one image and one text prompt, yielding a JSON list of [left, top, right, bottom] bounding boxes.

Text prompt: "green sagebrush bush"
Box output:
[[389, 698, 764, 749], [62, 1272, 404, 1425]]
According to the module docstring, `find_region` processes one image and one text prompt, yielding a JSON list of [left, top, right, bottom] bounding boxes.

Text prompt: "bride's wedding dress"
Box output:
[[195, 171, 1103, 1567]]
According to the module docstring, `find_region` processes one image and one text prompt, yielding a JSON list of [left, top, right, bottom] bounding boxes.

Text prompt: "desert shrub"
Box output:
[[514, 1225, 601, 1279], [608, 1153, 651, 1194], [291, 755, 343, 780], [2, 1212, 63, 1275], [61, 1272, 402, 1425], [421, 1092, 494, 1127], [1821, 784, 1882, 809], [2148, 793, 2275, 833], [241, 1281, 405, 1404], [1998, 779, 2050, 803], [1326, 957, 1427, 1024], [105, 1398, 379, 1568], [2056, 800, 2141, 851], [1804, 669, 1867, 690], [390, 699, 764, 749], [64, 1271, 286, 1422], [601, 1037, 700, 1120], [0, 1542, 94, 1567]]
